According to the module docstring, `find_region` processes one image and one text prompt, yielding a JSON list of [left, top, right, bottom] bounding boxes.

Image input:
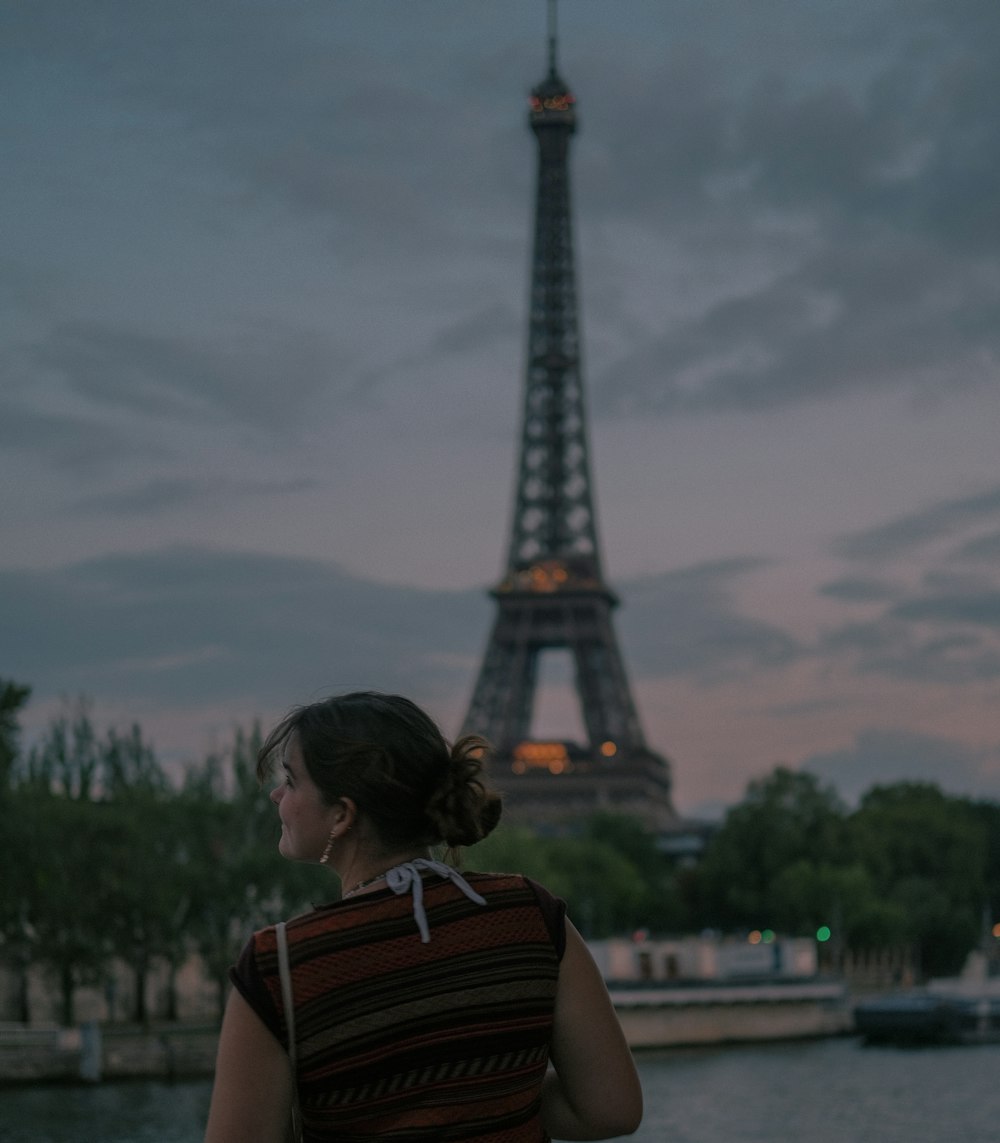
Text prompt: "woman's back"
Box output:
[[233, 871, 564, 1141]]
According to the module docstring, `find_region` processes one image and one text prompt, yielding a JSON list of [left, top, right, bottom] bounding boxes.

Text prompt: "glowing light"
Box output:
[[599, 741, 617, 757], [816, 926, 832, 943], [513, 741, 571, 773], [762, 929, 776, 944], [523, 559, 572, 593], [748, 930, 762, 945], [992, 923, 1000, 940], [530, 93, 576, 113]]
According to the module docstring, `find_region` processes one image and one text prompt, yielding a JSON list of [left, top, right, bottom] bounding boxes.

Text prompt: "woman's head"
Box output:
[[258, 691, 502, 853]]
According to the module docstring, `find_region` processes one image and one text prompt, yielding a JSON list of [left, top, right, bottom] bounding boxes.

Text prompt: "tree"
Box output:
[[969, 799, 1000, 966], [0, 679, 30, 790], [0, 680, 33, 1019], [13, 710, 129, 1023], [581, 812, 690, 933], [848, 783, 987, 977], [4, 706, 188, 1024], [181, 725, 329, 1016], [466, 819, 647, 938], [100, 724, 176, 1024], [693, 767, 848, 932]]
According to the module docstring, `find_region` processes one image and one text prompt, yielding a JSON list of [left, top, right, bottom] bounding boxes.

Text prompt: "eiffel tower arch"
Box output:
[[462, 23, 677, 833]]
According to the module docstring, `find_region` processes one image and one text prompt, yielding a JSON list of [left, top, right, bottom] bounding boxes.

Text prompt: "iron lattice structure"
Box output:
[[462, 40, 676, 830]]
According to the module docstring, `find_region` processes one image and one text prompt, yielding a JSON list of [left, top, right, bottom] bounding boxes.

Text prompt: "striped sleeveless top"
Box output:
[[230, 871, 566, 1142]]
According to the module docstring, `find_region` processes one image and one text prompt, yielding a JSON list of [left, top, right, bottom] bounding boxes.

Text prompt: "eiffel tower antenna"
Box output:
[[461, 11, 676, 831], [547, 0, 558, 74]]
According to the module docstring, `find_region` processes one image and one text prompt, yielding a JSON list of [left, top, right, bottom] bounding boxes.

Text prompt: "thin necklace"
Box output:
[[341, 869, 395, 900]]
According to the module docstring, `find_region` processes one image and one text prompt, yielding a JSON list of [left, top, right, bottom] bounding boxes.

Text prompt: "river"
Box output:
[[2, 1037, 999, 1142]]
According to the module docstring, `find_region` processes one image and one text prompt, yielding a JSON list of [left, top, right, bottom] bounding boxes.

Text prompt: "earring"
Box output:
[[320, 828, 337, 865]]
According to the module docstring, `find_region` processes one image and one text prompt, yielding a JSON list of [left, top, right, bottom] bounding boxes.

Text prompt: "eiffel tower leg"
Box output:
[[570, 611, 645, 752], [462, 610, 539, 751]]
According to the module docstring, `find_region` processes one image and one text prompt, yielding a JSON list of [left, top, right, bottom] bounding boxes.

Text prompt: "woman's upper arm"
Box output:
[[544, 919, 643, 1139], [204, 987, 294, 1143]]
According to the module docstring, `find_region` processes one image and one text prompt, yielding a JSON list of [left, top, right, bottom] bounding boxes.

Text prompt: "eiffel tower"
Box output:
[[462, 14, 677, 832]]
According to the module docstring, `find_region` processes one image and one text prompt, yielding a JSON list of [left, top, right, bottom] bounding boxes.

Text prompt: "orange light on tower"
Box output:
[[513, 741, 571, 773], [599, 741, 617, 757]]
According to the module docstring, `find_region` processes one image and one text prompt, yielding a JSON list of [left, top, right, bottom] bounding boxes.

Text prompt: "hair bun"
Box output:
[[425, 735, 502, 849]]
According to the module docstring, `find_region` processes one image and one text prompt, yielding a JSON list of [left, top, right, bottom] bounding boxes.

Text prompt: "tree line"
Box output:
[[2, 679, 998, 1025]]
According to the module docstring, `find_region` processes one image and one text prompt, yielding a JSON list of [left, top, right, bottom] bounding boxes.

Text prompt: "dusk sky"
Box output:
[[4, 0, 1000, 817]]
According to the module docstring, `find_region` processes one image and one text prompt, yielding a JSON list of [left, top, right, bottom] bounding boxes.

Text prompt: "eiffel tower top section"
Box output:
[[500, 15, 605, 596]]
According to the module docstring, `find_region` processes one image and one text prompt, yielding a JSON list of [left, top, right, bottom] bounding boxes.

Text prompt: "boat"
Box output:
[[854, 974, 1000, 1046]]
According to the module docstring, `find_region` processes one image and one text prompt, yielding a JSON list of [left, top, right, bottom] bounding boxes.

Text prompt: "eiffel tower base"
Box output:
[[491, 744, 679, 835]]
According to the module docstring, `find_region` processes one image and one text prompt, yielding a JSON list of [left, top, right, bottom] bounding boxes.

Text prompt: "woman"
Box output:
[[205, 691, 642, 1142]]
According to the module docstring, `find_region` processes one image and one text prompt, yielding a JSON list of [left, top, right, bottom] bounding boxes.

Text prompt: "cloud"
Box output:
[[891, 588, 1000, 631], [351, 304, 521, 396], [834, 485, 1000, 560], [738, 77, 891, 207], [69, 475, 319, 516], [594, 230, 1000, 417], [818, 484, 1000, 682], [0, 399, 152, 472], [819, 577, 902, 604], [956, 532, 1000, 563], [0, 548, 489, 710], [2, 0, 525, 242], [819, 488, 1000, 682], [10, 1, 1000, 433], [0, 547, 809, 756], [617, 560, 801, 681], [802, 727, 1000, 806], [585, 0, 1000, 419], [28, 319, 332, 432], [820, 615, 1000, 685]]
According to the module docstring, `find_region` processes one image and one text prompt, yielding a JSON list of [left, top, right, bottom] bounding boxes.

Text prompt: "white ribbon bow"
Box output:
[[384, 858, 487, 943]]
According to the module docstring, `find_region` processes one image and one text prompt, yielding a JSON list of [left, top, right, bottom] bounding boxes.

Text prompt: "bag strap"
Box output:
[[275, 922, 303, 1142]]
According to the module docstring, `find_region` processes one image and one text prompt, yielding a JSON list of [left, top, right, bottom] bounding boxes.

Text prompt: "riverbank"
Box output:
[[1, 978, 853, 1084], [0, 1022, 219, 1085], [611, 977, 852, 1048]]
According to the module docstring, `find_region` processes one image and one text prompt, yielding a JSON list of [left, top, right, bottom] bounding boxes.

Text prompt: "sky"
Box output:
[[3, 0, 1000, 818]]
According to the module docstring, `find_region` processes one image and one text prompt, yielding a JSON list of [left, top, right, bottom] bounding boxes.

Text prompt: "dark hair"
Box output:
[[257, 691, 502, 851]]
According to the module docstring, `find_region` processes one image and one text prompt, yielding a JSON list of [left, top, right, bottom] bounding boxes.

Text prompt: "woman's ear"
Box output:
[[335, 796, 358, 833]]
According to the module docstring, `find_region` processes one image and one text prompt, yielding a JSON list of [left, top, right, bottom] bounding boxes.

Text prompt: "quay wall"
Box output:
[[1, 983, 853, 1084], [611, 982, 852, 1048], [0, 1023, 219, 1086]]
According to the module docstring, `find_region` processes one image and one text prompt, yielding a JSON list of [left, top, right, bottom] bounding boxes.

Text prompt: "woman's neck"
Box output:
[[339, 850, 431, 898]]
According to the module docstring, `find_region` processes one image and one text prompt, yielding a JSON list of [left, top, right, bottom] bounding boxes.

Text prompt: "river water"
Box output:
[[2, 1037, 999, 1142]]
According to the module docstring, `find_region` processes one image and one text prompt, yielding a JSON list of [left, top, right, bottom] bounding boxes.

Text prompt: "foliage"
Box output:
[[847, 783, 988, 977], [463, 825, 630, 935], [0, 679, 31, 790], [467, 812, 686, 937], [2, 680, 999, 1018], [692, 767, 848, 931], [689, 769, 996, 979], [0, 693, 327, 1024]]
